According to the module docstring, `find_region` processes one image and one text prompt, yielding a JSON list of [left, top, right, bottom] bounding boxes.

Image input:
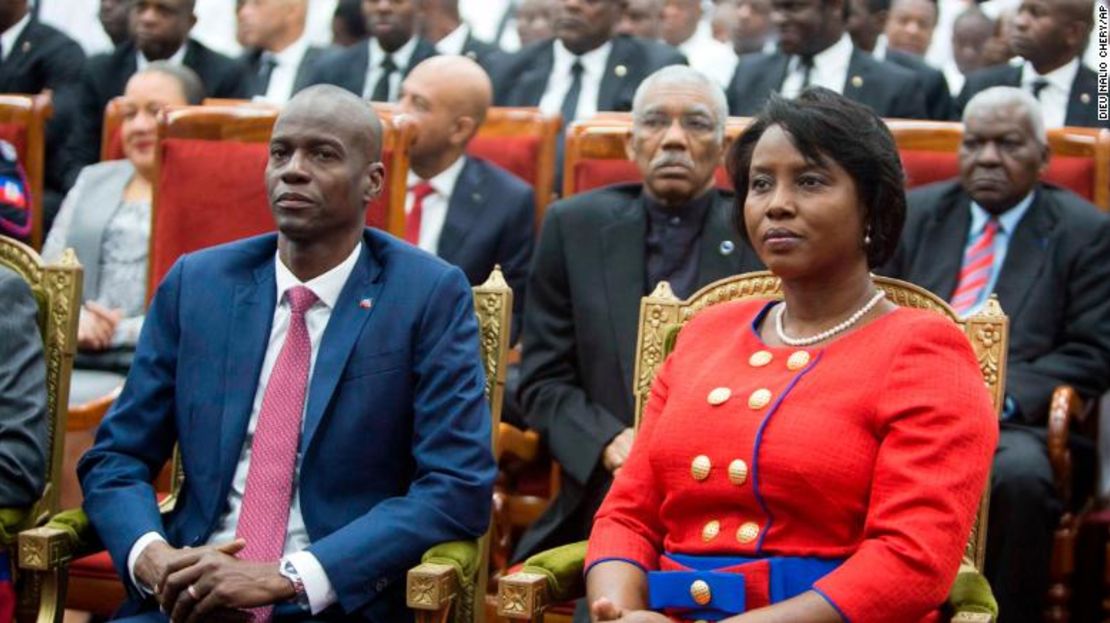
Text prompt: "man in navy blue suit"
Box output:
[[396, 55, 534, 337], [78, 85, 497, 622]]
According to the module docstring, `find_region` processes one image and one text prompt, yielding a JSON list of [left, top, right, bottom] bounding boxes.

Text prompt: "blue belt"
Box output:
[[647, 553, 843, 621]]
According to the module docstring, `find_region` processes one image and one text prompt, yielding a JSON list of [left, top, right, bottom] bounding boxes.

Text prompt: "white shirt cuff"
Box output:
[[284, 550, 337, 614], [127, 532, 168, 594]]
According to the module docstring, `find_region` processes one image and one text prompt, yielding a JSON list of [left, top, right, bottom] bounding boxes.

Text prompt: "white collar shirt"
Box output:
[[436, 23, 471, 56], [780, 32, 854, 99], [677, 21, 739, 89], [406, 155, 466, 254], [0, 12, 31, 61], [363, 35, 419, 101], [1021, 57, 1080, 130], [872, 34, 889, 61], [538, 38, 613, 122], [137, 41, 188, 70], [256, 35, 311, 104]]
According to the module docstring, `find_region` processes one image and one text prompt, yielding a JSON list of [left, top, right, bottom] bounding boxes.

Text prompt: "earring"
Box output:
[[864, 227, 872, 246]]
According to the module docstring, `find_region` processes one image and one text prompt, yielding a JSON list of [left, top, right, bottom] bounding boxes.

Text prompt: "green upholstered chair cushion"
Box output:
[[950, 568, 999, 618], [520, 540, 587, 603], [0, 507, 31, 547]]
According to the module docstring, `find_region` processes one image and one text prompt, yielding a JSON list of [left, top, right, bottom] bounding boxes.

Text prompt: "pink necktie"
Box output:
[[236, 285, 317, 620], [950, 218, 999, 316]]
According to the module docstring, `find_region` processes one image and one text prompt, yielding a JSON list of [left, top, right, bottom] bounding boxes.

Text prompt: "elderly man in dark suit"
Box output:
[[396, 55, 533, 337], [62, 0, 251, 190], [0, 0, 86, 229], [0, 265, 47, 509], [726, 0, 928, 119], [956, 0, 1105, 129], [237, 0, 326, 104], [515, 66, 764, 588], [846, 0, 954, 120], [883, 86, 1110, 623], [306, 0, 437, 101]]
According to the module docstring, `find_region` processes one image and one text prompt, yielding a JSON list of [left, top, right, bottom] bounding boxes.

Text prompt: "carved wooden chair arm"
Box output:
[[499, 423, 541, 462], [497, 541, 586, 620], [406, 540, 479, 623], [1046, 385, 1083, 505]]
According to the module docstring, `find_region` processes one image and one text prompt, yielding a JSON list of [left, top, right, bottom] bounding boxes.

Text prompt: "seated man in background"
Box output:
[[0, 264, 48, 623], [417, 0, 503, 68], [727, 0, 929, 119], [957, 0, 1105, 129], [237, 0, 325, 104], [515, 66, 763, 578], [847, 0, 954, 120], [78, 85, 496, 622], [883, 86, 1110, 623], [397, 55, 533, 337], [883, 0, 937, 57], [945, 7, 995, 96], [617, 0, 663, 40], [660, 0, 738, 89], [63, 0, 251, 190]]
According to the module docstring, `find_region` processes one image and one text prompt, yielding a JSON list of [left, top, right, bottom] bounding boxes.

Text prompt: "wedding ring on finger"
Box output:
[[188, 584, 199, 600]]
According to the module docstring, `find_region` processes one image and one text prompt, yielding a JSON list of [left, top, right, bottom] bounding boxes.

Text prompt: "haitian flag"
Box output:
[[0, 139, 31, 242]]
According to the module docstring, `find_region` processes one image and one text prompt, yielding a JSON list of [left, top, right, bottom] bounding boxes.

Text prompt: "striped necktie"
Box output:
[[950, 218, 1000, 316]]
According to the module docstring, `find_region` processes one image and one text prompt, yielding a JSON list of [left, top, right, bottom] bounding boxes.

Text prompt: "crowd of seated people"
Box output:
[[0, 0, 1108, 622]]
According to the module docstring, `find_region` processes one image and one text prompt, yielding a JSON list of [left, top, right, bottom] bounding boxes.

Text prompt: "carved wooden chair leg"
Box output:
[[407, 562, 460, 623], [497, 572, 548, 623], [15, 526, 72, 623]]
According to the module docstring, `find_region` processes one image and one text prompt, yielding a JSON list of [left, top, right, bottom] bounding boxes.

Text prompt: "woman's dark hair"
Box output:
[[727, 87, 906, 267]]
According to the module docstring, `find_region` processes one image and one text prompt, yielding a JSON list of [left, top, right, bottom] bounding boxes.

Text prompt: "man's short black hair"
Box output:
[[728, 87, 907, 267]]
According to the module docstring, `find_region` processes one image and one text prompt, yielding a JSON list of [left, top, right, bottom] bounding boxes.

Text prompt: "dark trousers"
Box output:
[[985, 425, 1064, 623]]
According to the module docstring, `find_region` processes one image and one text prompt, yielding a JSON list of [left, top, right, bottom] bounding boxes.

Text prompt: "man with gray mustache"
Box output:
[[513, 66, 764, 592]]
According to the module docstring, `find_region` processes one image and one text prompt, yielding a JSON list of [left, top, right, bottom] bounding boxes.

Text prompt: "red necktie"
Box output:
[[406, 182, 435, 245], [236, 285, 318, 621], [950, 218, 999, 316]]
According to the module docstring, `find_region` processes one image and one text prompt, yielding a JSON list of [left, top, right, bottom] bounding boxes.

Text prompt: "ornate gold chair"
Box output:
[[16, 267, 510, 622], [0, 235, 81, 623], [497, 271, 1009, 623], [406, 268, 513, 623]]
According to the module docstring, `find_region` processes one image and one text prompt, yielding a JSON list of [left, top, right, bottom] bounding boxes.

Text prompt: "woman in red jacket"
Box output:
[[583, 88, 999, 623]]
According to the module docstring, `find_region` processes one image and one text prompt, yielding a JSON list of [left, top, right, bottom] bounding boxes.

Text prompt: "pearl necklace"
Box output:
[[775, 290, 887, 347]]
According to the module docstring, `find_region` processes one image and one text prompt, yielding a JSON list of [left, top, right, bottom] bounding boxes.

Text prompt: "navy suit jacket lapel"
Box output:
[[218, 259, 277, 492], [843, 49, 874, 102], [1066, 67, 1099, 127], [302, 239, 383, 449], [513, 44, 554, 106], [922, 193, 971, 300], [602, 197, 646, 405], [994, 189, 1053, 320], [438, 157, 486, 263], [598, 38, 634, 111], [697, 191, 750, 282]]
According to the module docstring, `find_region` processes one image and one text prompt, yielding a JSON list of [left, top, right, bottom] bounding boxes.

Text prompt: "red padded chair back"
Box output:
[[466, 107, 560, 227]]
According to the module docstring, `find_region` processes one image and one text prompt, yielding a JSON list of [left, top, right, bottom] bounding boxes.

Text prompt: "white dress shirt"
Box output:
[[780, 33, 855, 99], [128, 242, 363, 615], [460, 0, 519, 51], [872, 34, 890, 61], [1021, 58, 1080, 130], [435, 23, 471, 56], [0, 12, 31, 61], [362, 36, 419, 101], [137, 43, 188, 71], [538, 39, 613, 122], [943, 61, 965, 96], [256, 35, 311, 105], [677, 21, 739, 89], [406, 156, 466, 254]]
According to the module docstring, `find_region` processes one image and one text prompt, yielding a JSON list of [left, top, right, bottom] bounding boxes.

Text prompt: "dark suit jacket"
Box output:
[[955, 62, 1108, 129], [62, 39, 252, 189], [439, 156, 534, 338], [726, 47, 929, 119], [882, 181, 1110, 424], [0, 19, 86, 202], [305, 37, 438, 97], [490, 35, 687, 111], [78, 229, 496, 620], [240, 45, 325, 97], [513, 185, 763, 559], [0, 267, 47, 507], [460, 33, 502, 68], [886, 48, 955, 121]]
